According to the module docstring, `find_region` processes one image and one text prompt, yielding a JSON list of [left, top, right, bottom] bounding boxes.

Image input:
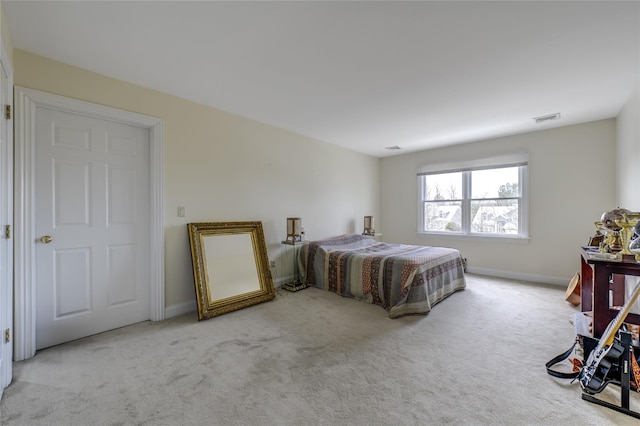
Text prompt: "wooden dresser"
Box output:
[[580, 247, 640, 338]]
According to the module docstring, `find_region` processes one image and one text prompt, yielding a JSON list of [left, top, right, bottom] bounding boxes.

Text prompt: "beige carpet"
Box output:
[[1, 274, 639, 425]]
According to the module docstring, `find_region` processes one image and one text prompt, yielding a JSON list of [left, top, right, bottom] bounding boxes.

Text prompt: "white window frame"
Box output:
[[417, 154, 529, 243]]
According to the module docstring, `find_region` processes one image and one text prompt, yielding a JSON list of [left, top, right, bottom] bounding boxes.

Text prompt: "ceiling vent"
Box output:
[[385, 145, 402, 150], [533, 113, 561, 124]]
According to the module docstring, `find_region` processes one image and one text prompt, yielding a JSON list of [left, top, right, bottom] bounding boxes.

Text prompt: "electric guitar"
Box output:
[[579, 280, 640, 395]]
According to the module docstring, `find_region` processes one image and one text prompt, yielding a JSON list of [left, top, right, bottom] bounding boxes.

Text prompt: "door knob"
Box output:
[[40, 235, 53, 244]]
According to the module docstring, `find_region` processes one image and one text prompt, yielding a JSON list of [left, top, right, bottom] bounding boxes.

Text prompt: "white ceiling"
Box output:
[[3, 1, 639, 157]]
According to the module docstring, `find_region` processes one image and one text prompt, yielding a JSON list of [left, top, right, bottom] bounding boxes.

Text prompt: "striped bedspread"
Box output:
[[300, 234, 466, 318]]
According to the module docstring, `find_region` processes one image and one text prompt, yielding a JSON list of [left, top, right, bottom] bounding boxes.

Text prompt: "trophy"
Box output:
[[615, 213, 640, 261]]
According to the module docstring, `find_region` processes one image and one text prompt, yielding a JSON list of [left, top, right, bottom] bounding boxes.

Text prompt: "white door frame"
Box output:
[[13, 87, 165, 361], [0, 39, 14, 399]]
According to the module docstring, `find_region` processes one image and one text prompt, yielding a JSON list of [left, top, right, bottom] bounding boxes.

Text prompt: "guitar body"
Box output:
[[579, 339, 624, 394]]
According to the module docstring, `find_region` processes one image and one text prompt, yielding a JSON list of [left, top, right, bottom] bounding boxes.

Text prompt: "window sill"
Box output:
[[417, 232, 530, 244]]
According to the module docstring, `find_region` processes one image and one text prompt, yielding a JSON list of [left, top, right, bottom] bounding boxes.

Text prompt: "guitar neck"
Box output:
[[600, 280, 640, 348]]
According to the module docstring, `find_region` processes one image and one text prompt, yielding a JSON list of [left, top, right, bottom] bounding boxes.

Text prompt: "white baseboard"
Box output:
[[466, 266, 568, 287], [163, 269, 565, 318], [163, 276, 293, 319], [273, 274, 295, 288], [165, 300, 196, 319]]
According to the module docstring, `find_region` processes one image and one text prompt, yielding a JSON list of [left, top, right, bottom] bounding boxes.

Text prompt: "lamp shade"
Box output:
[[286, 217, 302, 242]]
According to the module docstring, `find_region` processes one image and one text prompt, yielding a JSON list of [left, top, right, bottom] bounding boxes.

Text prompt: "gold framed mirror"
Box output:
[[187, 221, 275, 320]]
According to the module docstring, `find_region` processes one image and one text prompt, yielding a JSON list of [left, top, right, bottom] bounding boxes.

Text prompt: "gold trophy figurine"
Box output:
[[599, 227, 621, 253], [589, 221, 605, 250], [600, 208, 632, 253], [614, 213, 640, 261]]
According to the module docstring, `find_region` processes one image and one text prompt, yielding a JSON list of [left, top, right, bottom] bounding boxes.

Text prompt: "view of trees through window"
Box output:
[[422, 166, 522, 235]]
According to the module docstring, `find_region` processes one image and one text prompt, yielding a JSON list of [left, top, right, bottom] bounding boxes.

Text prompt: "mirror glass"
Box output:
[[203, 233, 260, 301], [188, 221, 275, 320]]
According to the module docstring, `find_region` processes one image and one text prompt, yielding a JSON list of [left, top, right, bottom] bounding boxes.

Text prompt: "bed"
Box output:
[[299, 234, 466, 318]]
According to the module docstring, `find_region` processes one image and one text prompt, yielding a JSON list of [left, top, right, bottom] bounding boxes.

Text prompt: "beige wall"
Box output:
[[9, 48, 636, 302], [0, 4, 12, 65], [13, 50, 381, 311], [617, 84, 640, 209], [380, 120, 617, 284]]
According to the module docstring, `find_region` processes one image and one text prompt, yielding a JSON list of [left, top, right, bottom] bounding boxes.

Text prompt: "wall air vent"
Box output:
[[533, 113, 561, 124], [385, 145, 402, 150]]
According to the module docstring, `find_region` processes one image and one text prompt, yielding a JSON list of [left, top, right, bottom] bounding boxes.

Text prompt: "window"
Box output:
[[417, 154, 528, 239]]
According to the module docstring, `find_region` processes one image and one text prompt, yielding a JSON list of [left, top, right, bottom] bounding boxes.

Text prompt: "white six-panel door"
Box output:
[[14, 87, 165, 361], [34, 108, 151, 349]]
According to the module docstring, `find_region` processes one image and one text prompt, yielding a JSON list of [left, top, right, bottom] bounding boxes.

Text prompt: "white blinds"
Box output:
[[417, 152, 528, 176]]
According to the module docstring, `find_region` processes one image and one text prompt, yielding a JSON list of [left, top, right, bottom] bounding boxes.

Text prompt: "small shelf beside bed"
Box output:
[[280, 240, 308, 292]]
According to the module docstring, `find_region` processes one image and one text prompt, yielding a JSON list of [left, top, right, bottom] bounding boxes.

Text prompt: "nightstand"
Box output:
[[280, 240, 308, 292]]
